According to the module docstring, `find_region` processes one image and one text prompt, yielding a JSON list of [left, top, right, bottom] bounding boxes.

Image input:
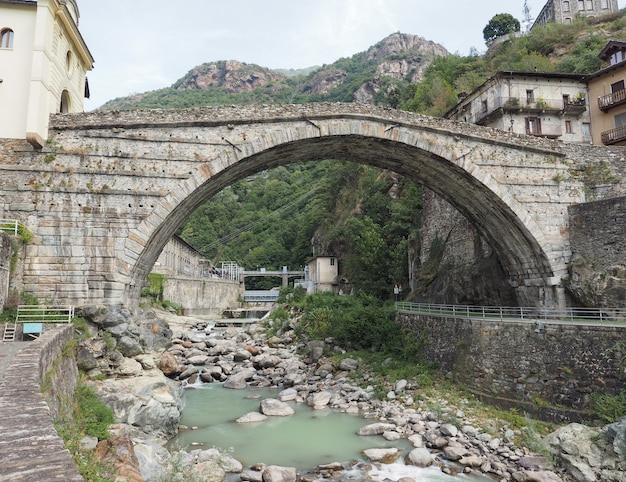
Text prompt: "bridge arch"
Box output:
[[14, 103, 579, 308], [118, 112, 558, 308]]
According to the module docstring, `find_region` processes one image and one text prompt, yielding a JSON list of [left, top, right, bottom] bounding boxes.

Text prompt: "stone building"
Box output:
[[152, 235, 207, 279], [444, 71, 591, 144], [586, 40, 626, 145], [532, 0, 619, 28], [0, 0, 93, 148]]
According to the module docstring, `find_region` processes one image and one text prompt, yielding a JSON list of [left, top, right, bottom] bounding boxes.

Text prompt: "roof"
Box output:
[[598, 40, 626, 61], [584, 58, 626, 82]]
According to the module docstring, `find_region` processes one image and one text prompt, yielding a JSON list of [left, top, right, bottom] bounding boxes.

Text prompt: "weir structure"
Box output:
[[1, 103, 623, 309]]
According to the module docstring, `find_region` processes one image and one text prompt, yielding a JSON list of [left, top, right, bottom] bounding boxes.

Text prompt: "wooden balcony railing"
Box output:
[[601, 125, 626, 145], [598, 89, 626, 112]]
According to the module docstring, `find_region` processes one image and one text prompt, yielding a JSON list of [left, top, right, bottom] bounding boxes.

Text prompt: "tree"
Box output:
[[483, 13, 521, 43]]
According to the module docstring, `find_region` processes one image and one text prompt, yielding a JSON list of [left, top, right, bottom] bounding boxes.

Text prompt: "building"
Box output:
[[586, 40, 626, 145], [532, 0, 619, 28], [152, 235, 208, 278], [444, 71, 592, 144], [0, 0, 93, 148], [306, 256, 339, 293]]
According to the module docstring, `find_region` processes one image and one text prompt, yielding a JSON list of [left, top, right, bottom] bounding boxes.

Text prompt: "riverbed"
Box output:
[[168, 383, 493, 481]]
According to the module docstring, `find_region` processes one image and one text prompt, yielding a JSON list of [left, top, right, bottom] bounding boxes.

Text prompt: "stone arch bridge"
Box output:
[[0, 103, 621, 309]]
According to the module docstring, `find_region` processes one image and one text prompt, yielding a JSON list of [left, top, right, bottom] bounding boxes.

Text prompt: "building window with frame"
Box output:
[[563, 0, 570, 12], [586, 0, 594, 10], [0, 28, 14, 48], [481, 100, 488, 113], [526, 90, 534, 104], [565, 120, 573, 133], [578, 0, 585, 10], [602, 0, 609, 8], [330, 258, 336, 266], [526, 117, 542, 135]]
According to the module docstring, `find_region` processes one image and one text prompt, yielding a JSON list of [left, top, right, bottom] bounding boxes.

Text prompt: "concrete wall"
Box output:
[[398, 312, 626, 422], [161, 276, 242, 316], [0, 325, 82, 480]]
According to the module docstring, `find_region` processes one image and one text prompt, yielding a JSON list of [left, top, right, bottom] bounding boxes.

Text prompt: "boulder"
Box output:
[[118, 335, 144, 357], [308, 391, 332, 410], [357, 422, 397, 436], [223, 367, 256, 389], [235, 412, 268, 423], [363, 448, 401, 463], [443, 445, 468, 461], [262, 465, 297, 482], [260, 399, 295, 417], [118, 357, 144, 377], [159, 352, 179, 376], [338, 358, 359, 371], [405, 447, 433, 467], [95, 435, 144, 482]]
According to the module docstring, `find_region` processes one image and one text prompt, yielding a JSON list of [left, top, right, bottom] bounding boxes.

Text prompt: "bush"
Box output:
[[590, 391, 626, 423]]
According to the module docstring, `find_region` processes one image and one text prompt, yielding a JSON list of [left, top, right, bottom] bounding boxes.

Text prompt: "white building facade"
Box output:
[[444, 71, 592, 144], [0, 0, 93, 147]]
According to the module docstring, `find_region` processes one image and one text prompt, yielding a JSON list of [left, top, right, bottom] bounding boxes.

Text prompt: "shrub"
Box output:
[[590, 391, 626, 423]]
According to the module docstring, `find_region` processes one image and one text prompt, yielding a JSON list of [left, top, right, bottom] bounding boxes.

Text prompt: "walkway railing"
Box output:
[[395, 302, 626, 325], [243, 290, 279, 302]]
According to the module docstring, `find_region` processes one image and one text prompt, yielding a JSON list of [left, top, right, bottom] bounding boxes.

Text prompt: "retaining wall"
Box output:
[[0, 325, 82, 481], [398, 312, 626, 422], [162, 276, 242, 316]]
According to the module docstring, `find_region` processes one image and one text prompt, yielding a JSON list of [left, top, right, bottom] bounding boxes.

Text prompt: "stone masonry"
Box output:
[[0, 103, 624, 309]]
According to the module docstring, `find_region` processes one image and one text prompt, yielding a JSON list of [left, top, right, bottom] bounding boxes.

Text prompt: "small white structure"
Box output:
[[0, 0, 93, 148], [306, 256, 338, 293]]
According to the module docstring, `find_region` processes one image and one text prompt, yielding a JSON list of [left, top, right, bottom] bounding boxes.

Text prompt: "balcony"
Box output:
[[459, 96, 587, 125], [598, 89, 626, 112], [601, 125, 626, 145]]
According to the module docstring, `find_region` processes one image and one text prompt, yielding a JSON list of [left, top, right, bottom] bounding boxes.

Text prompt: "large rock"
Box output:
[[260, 399, 295, 417], [95, 434, 144, 482], [223, 367, 257, 389], [118, 335, 144, 357], [406, 447, 433, 467], [357, 422, 397, 436], [92, 375, 183, 439], [235, 412, 268, 423], [262, 465, 297, 482], [307, 391, 332, 410], [159, 352, 180, 376], [363, 448, 401, 463]]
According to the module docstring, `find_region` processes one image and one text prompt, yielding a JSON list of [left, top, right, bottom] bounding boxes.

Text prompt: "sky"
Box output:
[[78, 1, 553, 110]]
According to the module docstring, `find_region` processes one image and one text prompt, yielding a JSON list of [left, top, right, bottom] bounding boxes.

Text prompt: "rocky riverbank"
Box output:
[[75, 306, 626, 482]]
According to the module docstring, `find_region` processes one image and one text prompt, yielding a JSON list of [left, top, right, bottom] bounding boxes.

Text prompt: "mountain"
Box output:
[[98, 33, 448, 110]]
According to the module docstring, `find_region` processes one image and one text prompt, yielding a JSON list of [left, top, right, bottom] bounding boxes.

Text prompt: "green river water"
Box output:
[[167, 383, 493, 481]]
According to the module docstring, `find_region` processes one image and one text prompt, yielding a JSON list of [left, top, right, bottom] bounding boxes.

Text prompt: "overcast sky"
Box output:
[[78, 1, 560, 110]]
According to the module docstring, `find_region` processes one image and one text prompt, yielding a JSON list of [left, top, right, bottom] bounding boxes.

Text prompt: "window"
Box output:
[[59, 90, 70, 113], [526, 117, 542, 135], [330, 258, 336, 266], [563, 94, 571, 105], [526, 90, 534, 104], [602, 0, 609, 7], [610, 51, 625, 66], [481, 100, 488, 113], [565, 17, 572, 23], [0, 28, 13, 48], [563, 1, 570, 12], [611, 80, 625, 93], [582, 123, 591, 137], [586, 0, 594, 10], [615, 112, 626, 128], [565, 120, 572, 133]]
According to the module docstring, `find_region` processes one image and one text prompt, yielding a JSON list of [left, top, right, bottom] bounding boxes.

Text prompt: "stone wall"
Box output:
[[0, 232, 11, 308], [398, 312, 626, 422], [567, 196, 626, 307], [0, 325, 82, 480], [161, 276, 242, 316]]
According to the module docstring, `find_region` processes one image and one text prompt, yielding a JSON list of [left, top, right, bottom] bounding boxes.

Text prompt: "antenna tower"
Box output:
[[522, 0, 534, 32]]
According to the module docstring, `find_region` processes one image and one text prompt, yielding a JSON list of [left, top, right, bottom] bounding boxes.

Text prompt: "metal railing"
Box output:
[[243, 290, 279, 303], [395, 302, 626, 325], [0, 219, 19, 236], [15, 305, 75, 324]]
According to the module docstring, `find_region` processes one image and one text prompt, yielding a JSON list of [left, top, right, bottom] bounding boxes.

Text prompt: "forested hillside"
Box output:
[[103, 11, 626, 299]]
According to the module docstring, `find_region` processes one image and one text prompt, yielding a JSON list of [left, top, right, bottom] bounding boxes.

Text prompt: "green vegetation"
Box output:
[[590, 391, 626, 423], [483, 13, 521, 43], [55, 380, 115, 481]]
